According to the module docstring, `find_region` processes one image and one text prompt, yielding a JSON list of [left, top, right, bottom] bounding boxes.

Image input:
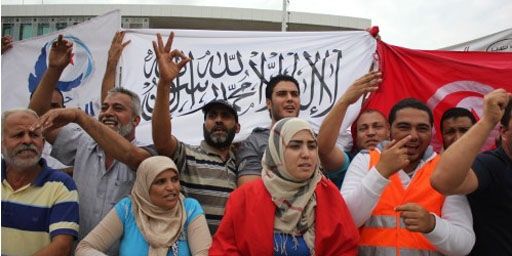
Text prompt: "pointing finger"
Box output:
[[391, 135, 412, 150]]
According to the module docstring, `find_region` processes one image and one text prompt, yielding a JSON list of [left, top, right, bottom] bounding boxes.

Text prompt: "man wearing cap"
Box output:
[[151, 33, 240, 234]]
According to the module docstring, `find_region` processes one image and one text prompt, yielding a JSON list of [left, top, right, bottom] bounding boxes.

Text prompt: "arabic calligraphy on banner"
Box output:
[[120, 29, 376, 146]]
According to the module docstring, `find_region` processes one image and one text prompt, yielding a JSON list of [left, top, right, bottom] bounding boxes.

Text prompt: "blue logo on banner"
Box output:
[[28, 35, 94, 94]]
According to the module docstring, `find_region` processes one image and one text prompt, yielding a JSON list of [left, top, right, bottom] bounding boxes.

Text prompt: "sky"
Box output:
[[2, 0, 511, 49]]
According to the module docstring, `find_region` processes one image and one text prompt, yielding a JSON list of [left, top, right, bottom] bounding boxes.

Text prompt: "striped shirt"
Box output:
[[1, 158, 79, 256], [172, 140, 237, 234]]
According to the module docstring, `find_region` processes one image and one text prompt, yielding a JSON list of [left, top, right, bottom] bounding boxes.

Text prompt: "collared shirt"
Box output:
[[172, 140, 237, 234], [43, 142, 69, 170], [341, 144, 475, 255], [1, 158, 79, 256], [51, 124, 149, 240]]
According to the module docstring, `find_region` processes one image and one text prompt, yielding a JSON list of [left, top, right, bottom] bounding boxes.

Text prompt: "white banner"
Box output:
[[120, 29, 376, 148], [1, 10, 121, 115], [442, 28, 512, 52]]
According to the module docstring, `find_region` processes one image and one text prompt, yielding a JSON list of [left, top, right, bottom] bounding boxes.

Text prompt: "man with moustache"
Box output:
[[1, 109, 79, 256], [151, 32, 240, 234], [340, 98, 475, 255], [29, 34, 151, 251], [440, 107, 477, 149], [40, 32, 241, 235], [352, 109, 390, 153], [236, 75, 301, 186]]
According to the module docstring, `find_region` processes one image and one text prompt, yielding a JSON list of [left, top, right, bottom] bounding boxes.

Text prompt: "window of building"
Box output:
[[37, 23, 51, 35], [129, 23, 143, 28], [56, 22, 67, 30], [2, 24, 14, 37], [20, 24, 33, 40]]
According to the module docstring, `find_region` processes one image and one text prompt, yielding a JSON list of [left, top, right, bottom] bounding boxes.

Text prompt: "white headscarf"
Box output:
[[261, 117, 322, 253], [131, 156, 187, 256]]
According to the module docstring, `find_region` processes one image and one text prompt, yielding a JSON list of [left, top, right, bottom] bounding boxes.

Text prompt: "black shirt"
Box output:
[[469, 147, 512, 256]]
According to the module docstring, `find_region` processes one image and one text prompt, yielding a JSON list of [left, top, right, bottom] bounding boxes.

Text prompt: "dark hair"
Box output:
[[388, 98, 433, 125], [30, 88, 65, 107], [265, 75, 300, 100], [440, 107, 477, 128], [500, 100, 512, 128]]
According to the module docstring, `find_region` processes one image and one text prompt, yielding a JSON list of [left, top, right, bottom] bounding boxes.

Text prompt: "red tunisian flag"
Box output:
[[365, 41, 512, 152]]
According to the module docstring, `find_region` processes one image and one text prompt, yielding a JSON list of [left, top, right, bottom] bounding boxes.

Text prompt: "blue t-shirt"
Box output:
[[273, 232, 310, 256], [114, 197, 204, 256]]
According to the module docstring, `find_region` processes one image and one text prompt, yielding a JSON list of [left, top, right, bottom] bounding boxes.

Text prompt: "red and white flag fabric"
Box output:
[[365, 41, 512, 152]]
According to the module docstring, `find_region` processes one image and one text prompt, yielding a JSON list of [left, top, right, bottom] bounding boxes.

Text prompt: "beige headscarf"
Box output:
[[261, 117, 322, 254], [131, 156, 187, 256]]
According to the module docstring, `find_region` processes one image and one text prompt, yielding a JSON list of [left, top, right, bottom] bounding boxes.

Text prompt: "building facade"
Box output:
[[1, 4, 371, 41]]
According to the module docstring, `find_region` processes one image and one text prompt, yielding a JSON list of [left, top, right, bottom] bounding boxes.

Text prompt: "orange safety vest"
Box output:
[[359, 149, 445, 256]]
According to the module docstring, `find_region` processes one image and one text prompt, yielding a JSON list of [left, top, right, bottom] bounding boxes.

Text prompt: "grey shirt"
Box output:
[[236, 127, 269, 177], [51, 124, 150, 241]]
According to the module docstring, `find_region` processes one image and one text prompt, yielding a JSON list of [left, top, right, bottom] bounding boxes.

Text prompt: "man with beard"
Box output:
[[432, 89, 512, 255], [1, 109, 79, 256], [236, 75, 301, 186], [341, 98, 475, 255], [151, 32, 240, 234], [40, 32, 240, 235], [29, 34, 152, 252]]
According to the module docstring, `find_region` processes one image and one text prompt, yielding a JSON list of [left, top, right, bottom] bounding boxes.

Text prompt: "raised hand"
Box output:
[[152, 32, 190, 85], [339, 71, 382, 105], [108, 31, 131, 66], [482, 89, 511, 126], [375, 135, 411, 178], [48, 35, 73, 71], [1, 36, 13, 54], [396, 203, 436, 233]]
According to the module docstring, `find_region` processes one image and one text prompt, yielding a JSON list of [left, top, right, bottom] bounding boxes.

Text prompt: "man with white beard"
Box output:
[[1, 109, 79, 256], [28, 34, 151, 254]]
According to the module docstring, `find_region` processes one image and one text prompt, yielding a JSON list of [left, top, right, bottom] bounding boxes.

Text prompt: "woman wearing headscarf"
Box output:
[[210, 117, 359, 256], [76, 156, 211, 256]]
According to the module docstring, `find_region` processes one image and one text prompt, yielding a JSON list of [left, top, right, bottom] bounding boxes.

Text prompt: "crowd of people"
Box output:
[[1, 31, 511, 256]]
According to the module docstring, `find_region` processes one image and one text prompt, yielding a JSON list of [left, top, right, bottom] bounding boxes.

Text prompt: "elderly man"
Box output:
[[340, 98, 475, 255], [1, 109, 79, 256], [29, 34, 151, 252]]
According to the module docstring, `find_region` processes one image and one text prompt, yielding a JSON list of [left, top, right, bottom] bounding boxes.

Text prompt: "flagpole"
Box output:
[[281, 0, 288, 31]]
